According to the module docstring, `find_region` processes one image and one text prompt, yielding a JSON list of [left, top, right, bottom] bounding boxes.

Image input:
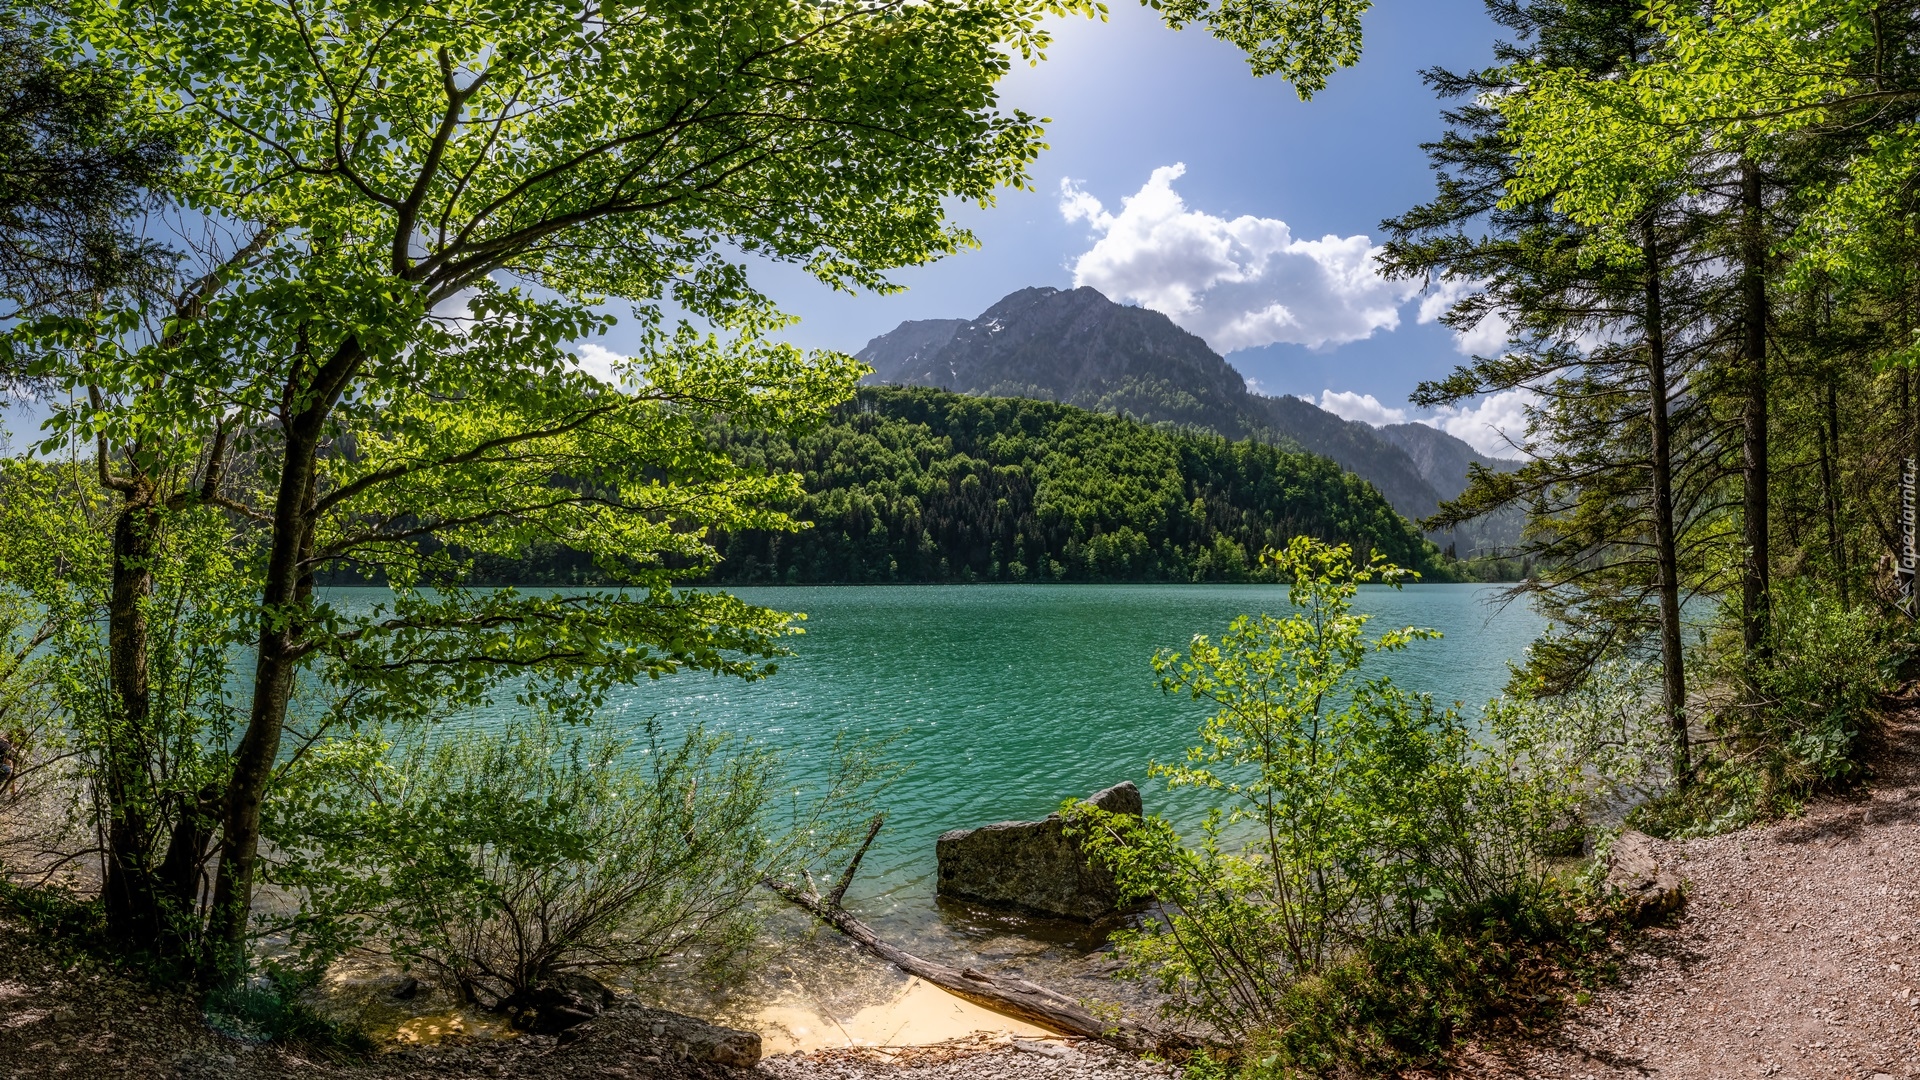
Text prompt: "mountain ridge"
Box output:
[[857, 286, 1518, 555]]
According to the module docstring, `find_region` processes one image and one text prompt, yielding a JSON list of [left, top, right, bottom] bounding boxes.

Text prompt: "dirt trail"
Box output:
[[1468, 712, 1920, 1080]]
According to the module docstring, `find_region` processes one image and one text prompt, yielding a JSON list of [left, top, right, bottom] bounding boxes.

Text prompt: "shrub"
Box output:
[[266, 715, 883, 1011], [203, 963, 372, 1055], [1732, 586, 1888, 797], [1234, 892, 1612, 1078], [1063, 537, 1576, 1046], [1483, 657, 1677, 826], [1648, 585, 1894, 832]]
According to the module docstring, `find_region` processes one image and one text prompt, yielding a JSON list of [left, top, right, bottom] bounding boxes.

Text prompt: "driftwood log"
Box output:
[[763, 815, 1179, 1052]]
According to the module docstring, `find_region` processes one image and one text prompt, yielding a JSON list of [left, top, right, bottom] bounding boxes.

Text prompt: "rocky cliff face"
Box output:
[[858, 286, 1483, 530], [856, 318, 967, 385], [1377, 421, 1514, 501]]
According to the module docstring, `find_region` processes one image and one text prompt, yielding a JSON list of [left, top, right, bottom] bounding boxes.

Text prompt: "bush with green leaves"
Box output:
[[1482, 656, 1679, 826], [1734, 586, 1887, 794], [1063, 536, 1577, 1044], [265, 716, 884, 1011], [0, 458, 250, 954], [1634, 586, 1894, 833]]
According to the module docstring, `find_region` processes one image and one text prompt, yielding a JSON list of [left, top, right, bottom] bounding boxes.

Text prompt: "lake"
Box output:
[[411, 582, 1544, 932]]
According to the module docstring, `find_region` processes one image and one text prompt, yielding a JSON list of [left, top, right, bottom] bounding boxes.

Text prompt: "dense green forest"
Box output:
[[486, 387, 1449, 585]]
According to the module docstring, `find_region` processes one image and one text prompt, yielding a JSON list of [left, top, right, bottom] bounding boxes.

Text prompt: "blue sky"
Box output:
[[3, 2, 1528, 455], [680, 0, 1529, 453]]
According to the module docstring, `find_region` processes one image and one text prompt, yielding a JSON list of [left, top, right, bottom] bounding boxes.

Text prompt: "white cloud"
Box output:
[[1415, 278, 1511, 356], [571, 342, 631, 386], [1319, 390, 1408, 427], [1319, 384, 1535, 459], [1060, 165, 1418, 352], [1421, 388, 1536, 458]]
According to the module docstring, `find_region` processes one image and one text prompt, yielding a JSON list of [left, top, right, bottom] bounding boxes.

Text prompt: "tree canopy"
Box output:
[[8, 0, 1127, 973]]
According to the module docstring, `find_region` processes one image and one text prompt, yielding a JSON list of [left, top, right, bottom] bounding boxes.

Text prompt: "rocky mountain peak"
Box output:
[[854, 286, 1518, 554]]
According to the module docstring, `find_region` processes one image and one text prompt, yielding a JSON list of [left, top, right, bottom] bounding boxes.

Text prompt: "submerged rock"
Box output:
[[1605, 829, 1684, 923], [935, 780, 1142, 921]]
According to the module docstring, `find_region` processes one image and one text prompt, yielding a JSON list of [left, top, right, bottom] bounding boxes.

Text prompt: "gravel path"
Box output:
[[1460, 711, 1920, 1080], [757, 1038, 1171, 1080]]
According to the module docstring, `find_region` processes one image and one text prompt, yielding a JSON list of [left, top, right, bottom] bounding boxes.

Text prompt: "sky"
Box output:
[[679, 0, 1528, 455], [3, 1, 1528, 456]]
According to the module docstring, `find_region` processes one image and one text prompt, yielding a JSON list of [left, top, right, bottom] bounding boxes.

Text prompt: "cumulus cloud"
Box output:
[[1319, 384, 1534, 459], [1060, 165, 1419, 353], [1422, 388, 1535, 458], [1319, 390, 1409, 427], [1415, 278, 1512, 356], [572, 342, 630, 385]]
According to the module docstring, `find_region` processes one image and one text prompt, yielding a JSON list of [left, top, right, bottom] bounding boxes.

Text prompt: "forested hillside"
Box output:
[[858, 285, 1523, 554], [858, 287, 1446, 511], [706, 387, 1446, 584]]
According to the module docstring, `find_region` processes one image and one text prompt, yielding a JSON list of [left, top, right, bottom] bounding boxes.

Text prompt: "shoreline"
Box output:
[[6, 711, 1918, 1077]]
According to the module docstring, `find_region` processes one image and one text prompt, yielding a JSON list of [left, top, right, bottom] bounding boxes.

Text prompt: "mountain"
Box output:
[[1377, 422, 1527, 559], [862, 287, 1251, 438], [858, 286, 1519, 554], [1377, 422, 1517, 502]]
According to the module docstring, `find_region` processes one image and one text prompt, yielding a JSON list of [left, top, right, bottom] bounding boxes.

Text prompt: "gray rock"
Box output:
[[935, 781, 1141, 921], [559, 1006, 763, 1068], [633, 1007, 762, 1068], [509, 972, 616, 1034], [1605, 829, 1684, 923]]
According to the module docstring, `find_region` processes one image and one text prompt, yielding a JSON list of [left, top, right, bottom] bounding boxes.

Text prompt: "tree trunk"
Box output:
[[154, 784, 222, 954], [1643, 223, 1690, 790], [201, 417, 321, 981], [1740, 159, 1771, 656], [103, 496, 162, 943], [1821, 375, 1849, 610], [763, 818, 1182, 1051]]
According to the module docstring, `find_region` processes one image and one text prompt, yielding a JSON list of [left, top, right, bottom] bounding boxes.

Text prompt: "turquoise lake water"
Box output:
[[365, 583, 1545, 931]]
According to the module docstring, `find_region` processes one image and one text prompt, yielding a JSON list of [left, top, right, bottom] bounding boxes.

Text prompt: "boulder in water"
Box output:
[[935, 781, 1142, 921]]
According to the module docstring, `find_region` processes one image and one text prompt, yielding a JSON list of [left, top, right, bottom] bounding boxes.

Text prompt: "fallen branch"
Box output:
[[764, 814, 1182, 1052]]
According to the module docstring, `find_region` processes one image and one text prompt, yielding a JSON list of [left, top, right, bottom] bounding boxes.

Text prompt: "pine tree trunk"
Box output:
[[1821, 375, 1849, 610], [1643, 223, 1690, 790], [1741, 159, 1771, 656]]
